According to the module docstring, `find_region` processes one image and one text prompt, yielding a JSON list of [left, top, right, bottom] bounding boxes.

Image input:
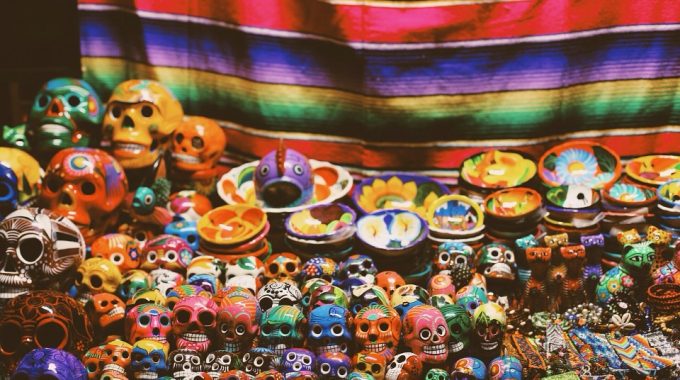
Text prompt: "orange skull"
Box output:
[[171, 116, 226, 173]]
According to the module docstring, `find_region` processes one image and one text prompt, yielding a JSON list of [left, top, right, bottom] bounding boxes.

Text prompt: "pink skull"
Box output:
[[172, 295, 218, 353], [124, 303, 172, 344], [401, 305, 449, 365], [141, 234, 194, 273], [216, 301, 261, 355]]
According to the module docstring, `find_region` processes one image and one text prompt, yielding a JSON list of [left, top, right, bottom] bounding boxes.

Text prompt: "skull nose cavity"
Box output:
[[59, 192, 73, 206], [123, 116, 135, 129], [51, 103, 60, 114], [368, 334, 378, 341], [152, 327, 160, 335]]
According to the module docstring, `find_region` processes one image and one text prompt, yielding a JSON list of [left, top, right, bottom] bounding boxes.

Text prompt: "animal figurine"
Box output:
[[596, 242, 655, 304], [560, 245, 586, 310], [522, 247, 551, 313], [652, 241, 680, 285]]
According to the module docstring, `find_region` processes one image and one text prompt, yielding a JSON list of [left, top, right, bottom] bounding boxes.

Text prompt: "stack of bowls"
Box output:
[[601, 182, 657, 235], [458, 150, 538, 203], [425, 195, 486, 250], [544, 185, 602, 242], [483, 187, 544, 243], [355, 209, 430, 282], [284, 203, 357, 261], [197, 205, 271, 261], [657, 180, 680, 239]]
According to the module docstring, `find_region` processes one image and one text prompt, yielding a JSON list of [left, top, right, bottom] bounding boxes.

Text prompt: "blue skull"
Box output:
[[488, 355, 523, 380], [0, 163, 18, 218], [187, 273, 218, 294], [13, 348, 87, 380], [338, 254, 377, 284], [165, 220, 199, 251], [317, 352, 351, 380], [308, 305, 353, 355], [281, 348, 316, 374], [131, 339, 168, 378]]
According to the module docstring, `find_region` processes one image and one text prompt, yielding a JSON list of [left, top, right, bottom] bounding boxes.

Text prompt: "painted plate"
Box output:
[[356, 209, 428, 250], [538, 141, 621, 189], [285, 203, 356, 240], [658, 179, 680, 208], [602, 182, 657, 207], [625, 155, 680, 186], [460, 150, 537, 189], [197, 204, 267, 245], [217, 159, 353, 214], [484, 187, 542, 220], [426, 194, 484, 235]]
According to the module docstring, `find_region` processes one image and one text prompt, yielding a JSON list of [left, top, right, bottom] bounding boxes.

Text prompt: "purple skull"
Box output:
[[317, 352, 351, 380], [13, 348, 87, 380], [281, 348, 316, 374], [254, 143, 313, 208]]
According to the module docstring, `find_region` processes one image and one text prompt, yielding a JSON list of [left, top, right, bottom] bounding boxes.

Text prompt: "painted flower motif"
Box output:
[[608, 183, 646, 202], [554, 148, 598, 185], [609, 312, 635, 331], [606, 279, 620, 293], [621, 275, 634, 288], [358, 176, 439, 217], [357, 211, 423, 249]]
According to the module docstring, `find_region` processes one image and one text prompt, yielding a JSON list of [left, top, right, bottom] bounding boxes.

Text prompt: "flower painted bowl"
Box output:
[[356, 209, 429, 257], [658, 179, 680, 209], [538, 141, 621, 189], [602, 182, 657, 208], [483, 187, 542, 220], [285, 203, 356, 241], [352, 173, 450, 218], [546, 185, 601, 209], [197, 205, 267, 246], [625, 155, 680, 186], [217, 159, 353, 214], [460, 150, 537, 190], [426, 195, 485, 237]]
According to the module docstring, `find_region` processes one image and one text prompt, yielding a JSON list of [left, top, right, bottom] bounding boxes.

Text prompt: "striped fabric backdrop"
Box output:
[[78, 0, 680, 181]]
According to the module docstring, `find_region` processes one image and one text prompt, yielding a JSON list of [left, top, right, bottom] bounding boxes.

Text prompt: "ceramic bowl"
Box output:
[[657, 179, 680, 209], [546, 185, 601, 209], [352, 173, 449, 218], [538, 141, 621, 189], [426, 194, 485, 237], [285, 203, 356, 241], [356, 209, 429, 257], [625, 154, 680, 186], [483, 187, 542, 220], [197, 205, 267, 246], [459, 150, 537, 190], [198, 222, 270, 254], [602, 182, 657, 208], [217, 159, 353, 214]]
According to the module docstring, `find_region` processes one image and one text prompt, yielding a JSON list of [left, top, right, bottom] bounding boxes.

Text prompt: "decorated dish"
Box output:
[[285, 203, 356, 240], [625, 155, 680, 186], [356, 209, 428, 255], [538, 141, 621, 189], [197, 204, 267, 245], [483, 187, 542, 220], [460, 150, 537, 189], [426, 194, 484, 236]]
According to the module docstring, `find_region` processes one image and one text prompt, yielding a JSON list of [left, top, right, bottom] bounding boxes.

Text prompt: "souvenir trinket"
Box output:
[[402, 305, 449, 365], [523, 247, 551, 313], [308, 305, 353, 355], [596, 242, 655, 303], [254, 142, 313, 208]]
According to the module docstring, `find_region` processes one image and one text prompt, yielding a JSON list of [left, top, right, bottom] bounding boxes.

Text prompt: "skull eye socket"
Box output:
[[436, 325, 447, 336], [0, 322, 21, 353], [17, 234, 44, 264], [165, 251, 177, 262], [220, 323, 229, 334], [331, 324, 344, 336], [45, 175, 62, 193], [175, 133, 184, 144], [455, 256, 467, 265], [191, 356, 200, 365], [81, 181, 96, 195], [235, 324, 246, 335], [90, 275, 103, 289], [311, 324, 322, 337], [173, 353, 184, 362], [280, 324, 291, 335], [379, 322, 389, 331], [138, 315, 150, 326], [268, 263, 279, 275], [37, 95, 50, 108], [285, 262, 297, 273], [198, 311, 215, 326], [337, 367, 348, 377], [191, 136, 204, 149], [419, 328, 432, 341], [347, 265, 359, 274], [357, 362, 366, 371], [175, 309, 191, 324], [110, 105, 122, 118], [396, 354, 406, 363], [261, 324, 272, 335], [141, 105, 154, 118], [151, 353, 160, 362], [371, 364, 382, 374], [505, 251, 515, 262], [359, 323, 369, 333], [100, 299, 109, 307], [286, 352, 296, 361], [35, 321, 67, 349], [109, 253, 124, 264], [67, 95, 81, 107], [320, 363, 330, 374], [253, 357, 264, 367], [159, 316, 170, 326], [122, 351, 129, 359], [147, 251, 158, 263], [438, 253, 450, 264], [489, 248, 501, 258], [302, 356, 311, 365]]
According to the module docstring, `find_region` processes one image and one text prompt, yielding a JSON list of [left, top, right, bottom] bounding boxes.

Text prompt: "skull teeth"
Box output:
[[363, 343, 387, 352], [107, 306, 124, 317], [103, 364, 125, 374], [423, 343, 447, 355], [40, 124, 69, 134], [268, 343, 287, 356], [481, 341, 499, 351], [182, 333, 208, 342], [172, 152, 202, 164], [449, 341, 464, 353], [114, 142, 146, 153], [224, 342, 241, 352], [315, 344, 342, 354], [135, 372, 158, 380]]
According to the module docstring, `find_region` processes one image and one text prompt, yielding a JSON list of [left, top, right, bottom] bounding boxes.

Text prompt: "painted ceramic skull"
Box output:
[[352, 352, 386, 380], [317, 352, 350, 380], [384, 352, 422, 380], [0, 148, 42, 207], [301, 278, 330, 310], [354, 305, 400, 359], [375, 271, 405, 299], [187, 256, 223, 295], [126, 288, 167, 309], [12, 348, 87, 380], [125, 303, 172, 344], [390, 285, 430, 318], [91, 233, 141, 274], [103, 79, 183, 170], [254, 143, 313, 208], [257, 280, 302, 312], [166, 285, 212, 311], [27, 78, 103, 154], [338, 255, 378, 285], [472, 302, 506, 357], [241, 347, 278, 376], [308, 284, 349, 313], [0, 290, 94, 372], [130, 338, 169, 380], [437, 242, 475, 289], [0, 208, 85, 302], [167, 190, 212, 222], [451, 357, 487, 380], [0, 164, 18, 218], [264, 252, 302, 281], [225, 256, 264, 282], [40, 148, 128, 243], [424, 369, 449, 380], [476, 243, 517, 281], [100, 339, 133, 376], [216, 301, 261, 354], [171, 116, 226, 174], [83, 345, 106, 380], [169, 349, 203, 379], [350, 284, 391, 315], [203, 350, 241, 379], [141, 234, 194, 273], [428, 274, 456, 300], [281, 348, 316, 374], [488, 355, 522, 380], [308, 305, 353, 355], [225, 275, 259, 295], [300, 257, 337, 284], [439, 304, 471, 357], [455, 285, 488, 316], [259, 305, 305, 356], [75, 257, 123, 303], [402, 305, 449, 365], [165, 220, 200, 251], [85, 293, 125, 340], [150, 268, 185, 296], [117, 269, 151, 301], [172, 296, 219, 353]]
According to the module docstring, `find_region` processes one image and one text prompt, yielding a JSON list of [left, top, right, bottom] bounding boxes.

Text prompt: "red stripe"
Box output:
[[80, 0, 680, 43], [223, 129, 680, 171]]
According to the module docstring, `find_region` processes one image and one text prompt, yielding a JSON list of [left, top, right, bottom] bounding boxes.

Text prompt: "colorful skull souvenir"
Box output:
[[83, 345, 106, 380], [40, 148, 128, 243], [187, 256, 223, 295], [428, 274, 456, 299], [166, 285, 212, 311], [281, 348, 316, 374], [131, 339, 169, 380], [402, 305, 449, 365], [103, 79, 183, 170], [488, 355, 522, 380], [352, 352, 386, 380], [307, 305, 353, 355], [264, 252, 302, 281], [150, 269, 185, 296], [308, 284, 349, 312], [0, 163, 18, 218], [354, 305, 400, 359], [425, 369, 449, 380], [283, 371, 316, 380], [216, 300, 261, 354], [375, 272, 405, 299], [348, 372, 376, 380], [225, 275, 259, 296], [259, 305, 305, 356], [384, 352, 422, 380], [439, 305, 471, 357], [127, 288, 167, 308], [476, 243, 517, 281], [171, 116, 227, 175], [451, 357, 487, 380], [117, 269, 151, 301], [390, 285, 429, 318], [596, 242, 655, 303], [338, 255, 378, 285], [12, 348, 87, 380], [85, 293, 125, 340], [435, 242, 474, 289], [472, 302, 506, 357], [241, 348, 277, 376], [225, 256, 265, 283], [169, 349, 203, 378], [165, 220, 200, 251], [429, 294, 455, 309], [0, 148, 43, 208], [219, 370, 251, 380], [257, 280, 302, 313], [0, 208, 85, 302], [27, 78, 104, 154], [300, 257, 337, 284], [203, 350, 241, 378], [0, 290, 94, 372], [350, 284, 391, 315], [455, 286, 488, 316], [214, 286, 259, 307], [125, 303, 172, 344], [142, 234, 194, 273], [91, 233, 141, 274], [75, 257, 123, 303], [254, 143, 313, 208], [172, 296, 219, 353], [101, 339, 133, 377], [318, 352, 351, 380]]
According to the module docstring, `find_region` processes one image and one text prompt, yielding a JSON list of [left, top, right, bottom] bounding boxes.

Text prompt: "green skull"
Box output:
[[439, 304, 471, 355], [426, 368, 450, 380], [259, 305, 304, 356], [27, 77, 103, 155], [621, 242, 655, 275]]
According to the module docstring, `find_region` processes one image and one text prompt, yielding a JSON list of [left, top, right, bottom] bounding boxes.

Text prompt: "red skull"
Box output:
[[86, 293, 125, 341], [172, 296, 218, 353], [354, 305, 401, 361]]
